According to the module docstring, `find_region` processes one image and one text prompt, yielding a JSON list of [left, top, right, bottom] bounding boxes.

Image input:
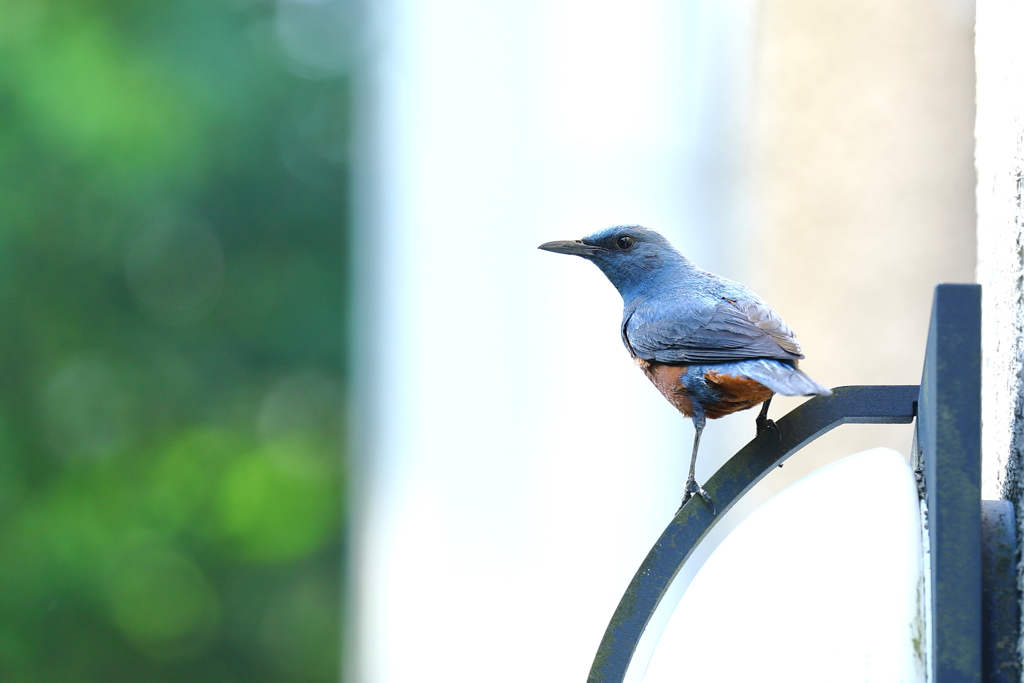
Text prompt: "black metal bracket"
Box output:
[[587, 284, 1020, 683], [587, 385, 918, 682]]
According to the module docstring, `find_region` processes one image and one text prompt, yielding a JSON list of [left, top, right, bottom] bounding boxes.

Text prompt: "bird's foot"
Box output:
[[678, 477, 716, 515], [756, 415, 781, 442]]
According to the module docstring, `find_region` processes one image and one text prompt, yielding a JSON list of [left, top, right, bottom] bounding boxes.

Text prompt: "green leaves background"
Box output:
[[0, 0, 349, 679]]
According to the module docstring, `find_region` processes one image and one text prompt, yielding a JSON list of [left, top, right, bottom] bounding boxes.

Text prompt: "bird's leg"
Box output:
[[679, 414, 716, 515], [755, 396, 781, 441]]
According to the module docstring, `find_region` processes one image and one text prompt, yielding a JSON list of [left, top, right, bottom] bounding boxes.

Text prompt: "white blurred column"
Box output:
[[351, 2, 754, 681]]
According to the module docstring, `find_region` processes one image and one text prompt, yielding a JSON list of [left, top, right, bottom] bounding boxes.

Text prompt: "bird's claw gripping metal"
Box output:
[[755, 397, 781, 443], [680, 477, 716, 515], [756, 416, 781, 442]]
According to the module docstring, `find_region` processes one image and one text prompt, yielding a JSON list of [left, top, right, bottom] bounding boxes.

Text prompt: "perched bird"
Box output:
[[539, 225, 830, 513]]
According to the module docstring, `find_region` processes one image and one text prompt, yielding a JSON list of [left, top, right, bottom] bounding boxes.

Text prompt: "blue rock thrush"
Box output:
[[539, 225, 830, 513]]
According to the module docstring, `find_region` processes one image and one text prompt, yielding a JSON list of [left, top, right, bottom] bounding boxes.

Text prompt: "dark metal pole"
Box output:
[[917, 284, 982, 683], [981, 500, 1019, 683]]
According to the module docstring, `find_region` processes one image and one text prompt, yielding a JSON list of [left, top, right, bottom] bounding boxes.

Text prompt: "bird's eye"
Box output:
[[616, 235, 635, 250]]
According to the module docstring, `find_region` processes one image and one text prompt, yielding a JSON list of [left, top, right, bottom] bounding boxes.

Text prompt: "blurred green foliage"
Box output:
[[0, 0, 348, 680]]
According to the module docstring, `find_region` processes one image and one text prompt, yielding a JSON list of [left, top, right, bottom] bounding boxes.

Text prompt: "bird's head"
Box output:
[[539, 225, 690, 300]]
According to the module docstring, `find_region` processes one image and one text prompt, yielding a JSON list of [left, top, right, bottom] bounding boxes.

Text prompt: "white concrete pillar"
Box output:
[[976, 0, 1024, 669], [976, 0, 1024, 502]]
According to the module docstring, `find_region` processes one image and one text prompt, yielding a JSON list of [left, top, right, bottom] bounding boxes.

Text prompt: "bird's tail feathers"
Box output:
[[737, 359, 831, 396]]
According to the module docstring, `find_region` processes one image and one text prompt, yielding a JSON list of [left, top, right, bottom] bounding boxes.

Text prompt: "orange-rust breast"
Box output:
[[702, 370, 773, 419], [635, 361, 775, 420], [637, 361, 695, 417]]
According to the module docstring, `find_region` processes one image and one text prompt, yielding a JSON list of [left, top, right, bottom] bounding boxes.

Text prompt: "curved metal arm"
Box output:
[[588, 384, 919, 683]]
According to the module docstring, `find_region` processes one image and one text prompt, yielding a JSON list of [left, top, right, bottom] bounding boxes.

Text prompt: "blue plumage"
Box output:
[[540, 225, 830, 513]]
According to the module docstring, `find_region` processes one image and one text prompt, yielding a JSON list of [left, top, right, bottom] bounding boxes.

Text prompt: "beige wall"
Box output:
[[745, 0, 976, 475]]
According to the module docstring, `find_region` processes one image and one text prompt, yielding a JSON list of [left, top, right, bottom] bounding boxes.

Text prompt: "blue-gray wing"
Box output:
[[625, 298, 804, 363]]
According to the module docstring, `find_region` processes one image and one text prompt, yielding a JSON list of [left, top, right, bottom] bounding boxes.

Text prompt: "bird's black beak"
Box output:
[[538, 239, 601, 257]]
